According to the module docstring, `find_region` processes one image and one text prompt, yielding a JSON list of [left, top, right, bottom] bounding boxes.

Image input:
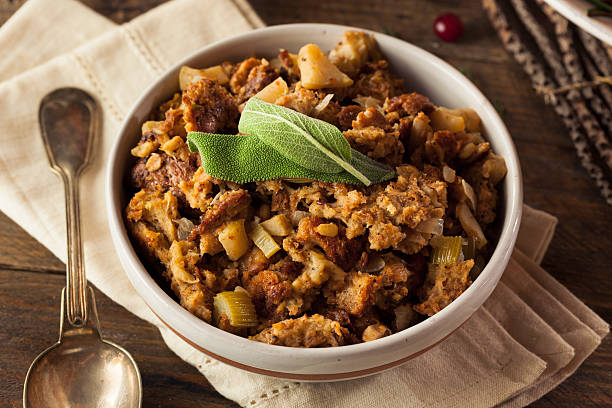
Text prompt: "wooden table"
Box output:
[[0, 0, 610, 406]]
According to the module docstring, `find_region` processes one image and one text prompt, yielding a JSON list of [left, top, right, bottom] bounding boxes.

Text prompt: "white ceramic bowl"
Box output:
[[107, 23, 523, 381], [541, 0, 612, 45]]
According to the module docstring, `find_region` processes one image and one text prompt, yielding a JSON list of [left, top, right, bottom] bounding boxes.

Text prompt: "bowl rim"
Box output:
[[106, 22, 523, 373]]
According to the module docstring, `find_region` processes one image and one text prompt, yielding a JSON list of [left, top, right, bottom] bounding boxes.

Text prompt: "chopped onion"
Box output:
[[461, 179, 477, 211], [169, 243, 200, 284], [469, 132, 484, 144], [442, 165, 456, 183], [394, 304, 417, 331], [404, 230, 427, 245], [458, 143, 477, 160], [360, 255, 385, 273], [179, 65, 229, 90], [172, 264, 200, 284], [175, 217, 195, 241], [290, 211, 310, 226], [483, 155, 508, 185], [353, 96, 384, 114], [269, 57, 283, 70], [456, 202, 487, 249], [415, 218, 444, 235], [314, 93, 334, 113], [210, 191, 223, 206]]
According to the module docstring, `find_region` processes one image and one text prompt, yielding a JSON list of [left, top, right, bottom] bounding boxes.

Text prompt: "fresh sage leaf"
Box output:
[[187, 132, 396, 185], [239, 98, 353, 175]]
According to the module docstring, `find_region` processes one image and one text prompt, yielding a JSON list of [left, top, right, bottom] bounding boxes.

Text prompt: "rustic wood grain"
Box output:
[[0, 0, 610, 407], [0, 211, 64, 274], [0, 268, 239, 408], [0, 0, 25, 26], [79, 0, 165, 23]]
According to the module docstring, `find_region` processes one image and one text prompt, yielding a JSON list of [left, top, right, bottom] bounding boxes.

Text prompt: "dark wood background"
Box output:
[[0, 0, 610, 407]]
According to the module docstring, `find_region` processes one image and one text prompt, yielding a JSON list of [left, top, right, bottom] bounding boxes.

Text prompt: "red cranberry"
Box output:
[[433, 13, 463, 42]]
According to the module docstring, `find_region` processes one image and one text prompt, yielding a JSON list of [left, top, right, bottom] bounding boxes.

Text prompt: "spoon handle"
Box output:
[[62, 170, 88, 326], [38, 88, 99, 327]]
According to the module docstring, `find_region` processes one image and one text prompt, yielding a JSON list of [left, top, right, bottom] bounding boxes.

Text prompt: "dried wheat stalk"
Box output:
[[519, 0, 612, 153], [577, 30, 612, 79], [580, 51, 612, 135], [577, 30, 612, 117], [482, 0, 612, 205], [536, 0, 612, 168]]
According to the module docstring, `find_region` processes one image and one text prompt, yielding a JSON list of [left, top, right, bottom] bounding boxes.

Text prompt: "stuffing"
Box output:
[[295, 217, 364, 270], [126, 189, 179, 242], [330, 271, 382, 316], [362, 323, 391, 342], [384, 92, 434, 118], [352, 60, 404, 101], [275, 85, 341, 126], [246, 269, 293, 320], [230, 57, 279, 102], [277, 49, 300, 82], [189, 189, 251, 238], [463, 152, 507, 226], [127, 220, 170, 265], [344, 125, 403, 164], [129, 149, 200, 210], [251, 314, 349, 347], [124, 31, 506, 347], [178, 167, 215, 212], [182, 78, 239, 133], [328, 31, 382, 77], [338, 105, 363, 129], [375, 253, 425, 310], [414, 260, 474, 316]]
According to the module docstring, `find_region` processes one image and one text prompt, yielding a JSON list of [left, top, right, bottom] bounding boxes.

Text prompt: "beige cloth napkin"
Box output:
[[0, 1, 607, 407]]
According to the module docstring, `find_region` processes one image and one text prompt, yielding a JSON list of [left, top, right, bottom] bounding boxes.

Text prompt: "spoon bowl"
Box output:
[[24, 288, 141, 408]]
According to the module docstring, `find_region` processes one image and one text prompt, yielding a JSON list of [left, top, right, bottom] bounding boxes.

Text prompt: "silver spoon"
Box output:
[[23, 88, 142, 408]]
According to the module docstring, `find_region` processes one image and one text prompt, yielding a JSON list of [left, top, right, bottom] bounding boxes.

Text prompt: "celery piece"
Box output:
[[213, 290, 258, 327], [430, 236, 463, 265], [248, 224, 281, 258]]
